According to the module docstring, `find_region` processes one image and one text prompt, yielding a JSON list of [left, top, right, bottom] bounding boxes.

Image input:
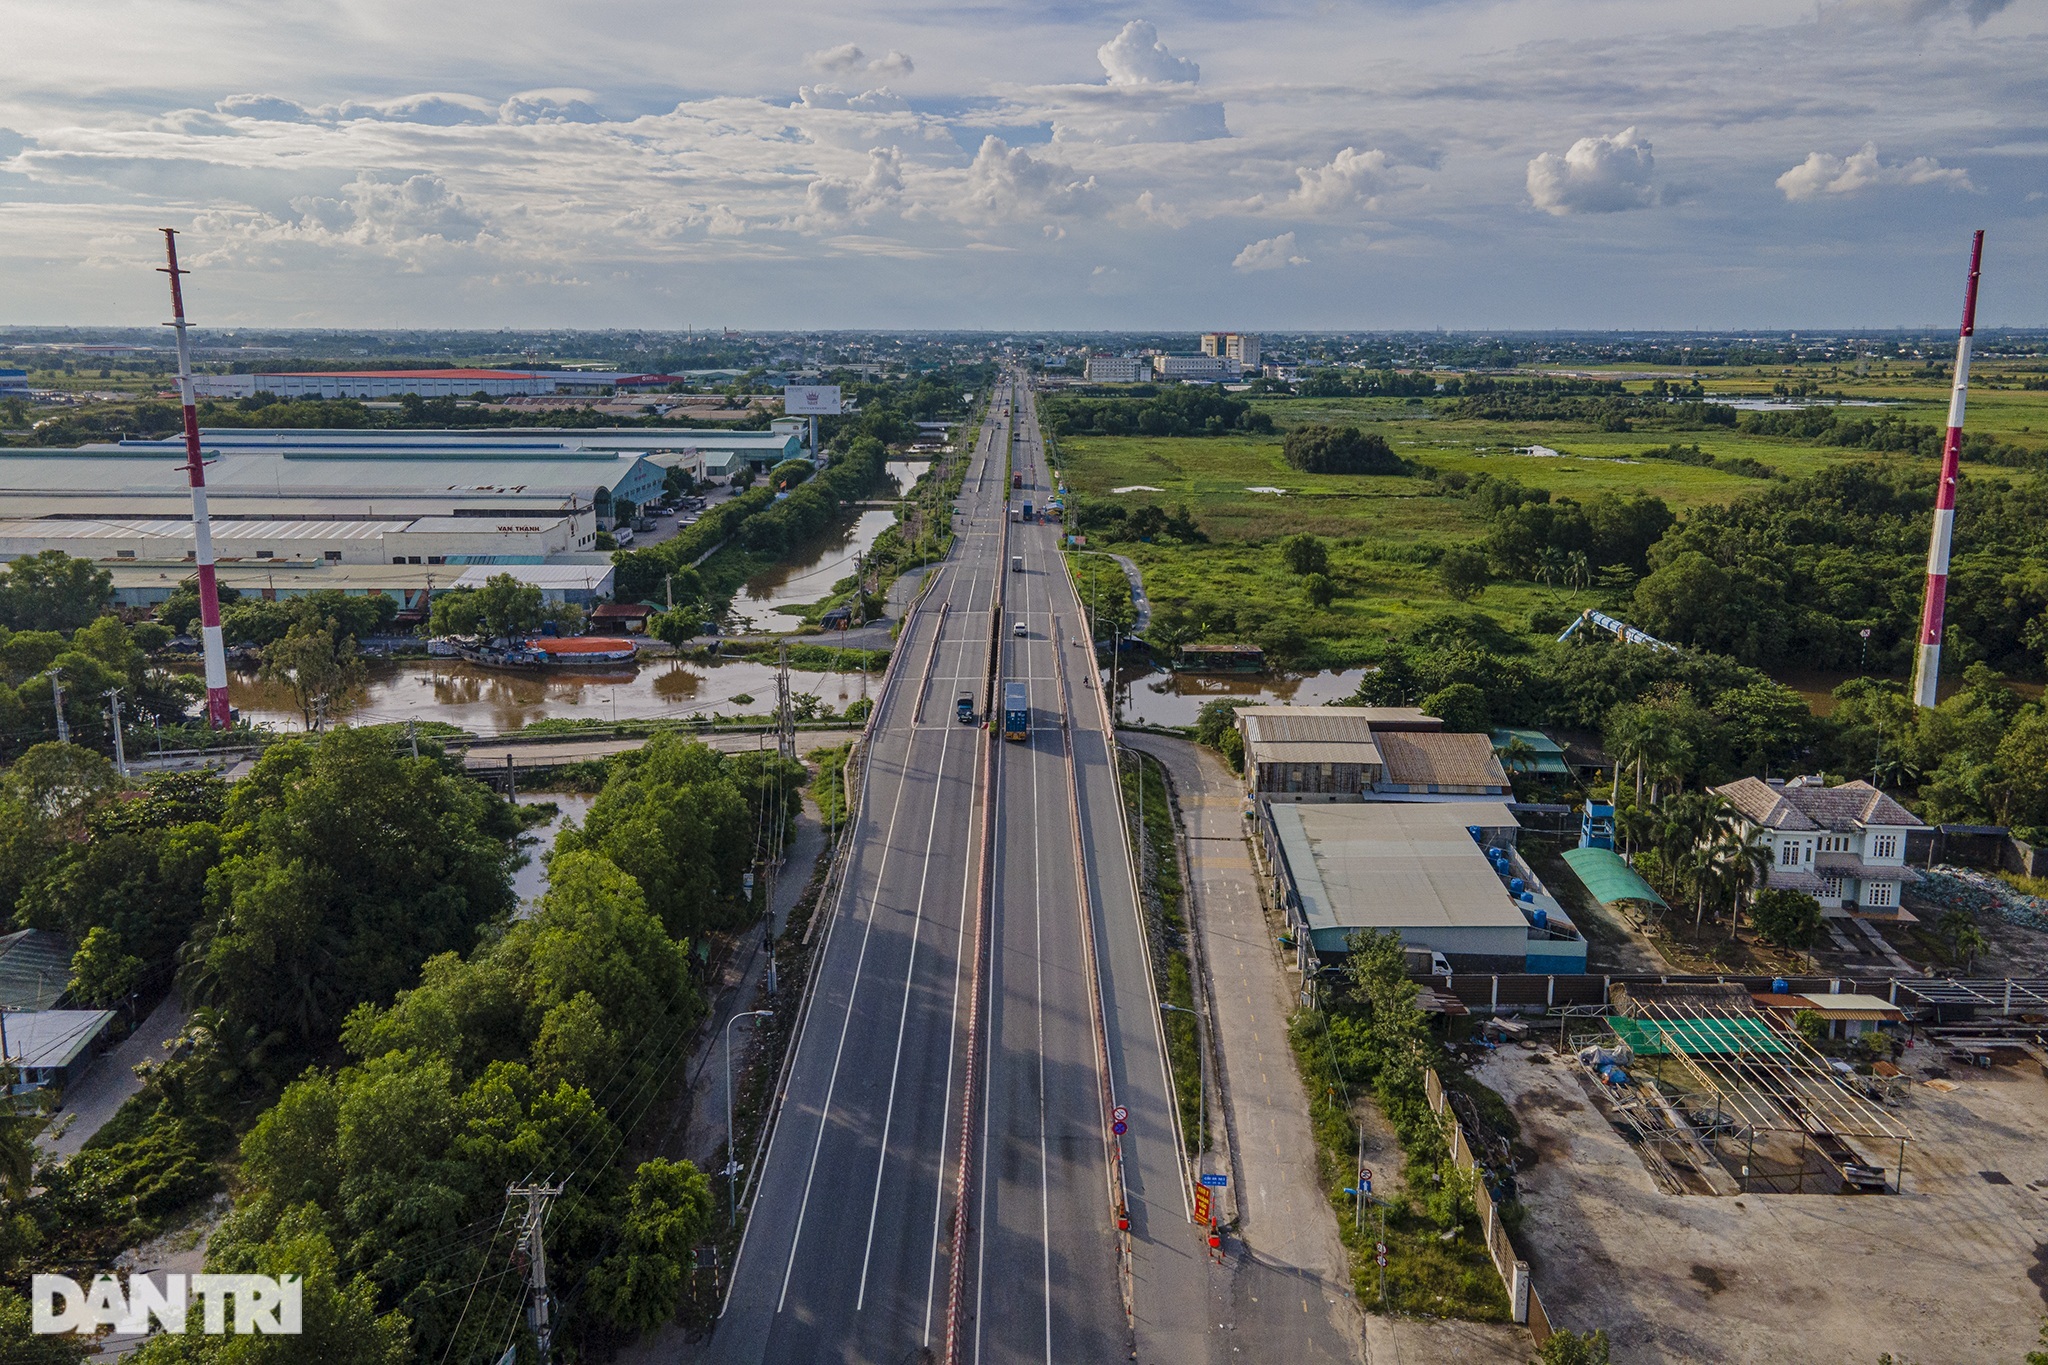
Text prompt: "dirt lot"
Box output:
[[1479, 1041, 2048, 1363]]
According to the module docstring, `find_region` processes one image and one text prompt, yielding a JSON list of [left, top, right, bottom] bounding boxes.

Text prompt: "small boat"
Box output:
[[529, 637, 639, 666], [454, 636, 639, 669]]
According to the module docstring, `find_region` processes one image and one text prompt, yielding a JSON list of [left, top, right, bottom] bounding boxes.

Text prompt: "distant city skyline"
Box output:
[[3, 1, 2043, 330]]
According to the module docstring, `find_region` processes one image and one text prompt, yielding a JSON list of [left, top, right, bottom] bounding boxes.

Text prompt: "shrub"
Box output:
[[1750, 888, 1823, 949], [1281, 424, 1403, 475]]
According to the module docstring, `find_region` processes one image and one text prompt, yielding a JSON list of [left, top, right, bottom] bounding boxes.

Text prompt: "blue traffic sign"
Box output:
[[1112, 1120, 1128, 1135], [1199, 1173, 1228, 1188]]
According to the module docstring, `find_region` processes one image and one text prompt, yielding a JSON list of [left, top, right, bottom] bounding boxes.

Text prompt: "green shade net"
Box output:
[[1562, 846, 1669, 911], [1609, 1014, 1785, 1057]]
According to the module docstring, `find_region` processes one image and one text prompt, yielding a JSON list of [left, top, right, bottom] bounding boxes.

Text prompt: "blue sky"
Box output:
[[2, 0, 2042, 329]]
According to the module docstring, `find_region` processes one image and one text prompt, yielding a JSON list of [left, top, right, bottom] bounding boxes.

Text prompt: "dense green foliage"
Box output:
[[0, 551, 113, 633], [553, 733, 804, 940], [1737, 403, 2044, 469], [0, 614, 200, 756], [1042, 386, 1273, 438], [1624, 464, 2048, 675], [1281, 424, 1403, 475]]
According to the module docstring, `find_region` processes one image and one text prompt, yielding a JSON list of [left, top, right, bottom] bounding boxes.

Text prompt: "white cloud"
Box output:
[[795, 85, 910, 112], [214, 94, 315, 123], [957, 135, 1100, 222], [497, 90, 605, 124], [806, 43, 914, 79], [1526, 127, 1656, 215], [291, 174, 486, 246], [799, 147, 904, 229], [1276, 147, 1393, 214], [1233, 231, 1307, 271], [1775, 142, 1972, 200], [1097, 21, 1199, 86]]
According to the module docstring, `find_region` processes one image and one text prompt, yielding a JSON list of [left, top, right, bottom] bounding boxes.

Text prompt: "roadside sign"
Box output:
[[1193, 1187, 1212, 1225], [1360, 1178, 1372, 1195], [1112, 1106, 1128, 1123], [1375, 1243, 1387, 1256], [1112, 1120, 1127, 1136], [1375, 1253, 1388, 1267], [1199, 1173, 1228, 1188], [1359, 1168, 1372, 1182]]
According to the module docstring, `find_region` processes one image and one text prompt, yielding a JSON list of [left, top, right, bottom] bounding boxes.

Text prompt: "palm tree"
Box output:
[[1501, 735, 1537, 777], [1566, 550, 1591, 597]]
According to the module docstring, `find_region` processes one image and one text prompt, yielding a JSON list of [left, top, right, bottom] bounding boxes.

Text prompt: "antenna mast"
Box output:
[[159, 229, 233, 730], [1910, 230, 1985, 710]]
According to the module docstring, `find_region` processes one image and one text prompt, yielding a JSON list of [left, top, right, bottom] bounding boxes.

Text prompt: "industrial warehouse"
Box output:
[[0, 422, 824, 607]]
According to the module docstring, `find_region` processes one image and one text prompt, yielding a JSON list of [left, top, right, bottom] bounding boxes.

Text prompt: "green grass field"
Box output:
[[1054, 370, 2048, 668]]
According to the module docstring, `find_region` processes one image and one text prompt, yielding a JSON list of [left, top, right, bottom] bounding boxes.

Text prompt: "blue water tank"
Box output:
[[1518, 891, 1535, 903], [1532, 908, 1549, 929], [1467, 826, 1483, 840], [1509, 878, 1526, 896], [1771, 977, 1790, 994]]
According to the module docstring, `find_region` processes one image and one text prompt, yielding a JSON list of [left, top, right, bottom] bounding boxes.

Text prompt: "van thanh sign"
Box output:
[[33, 1274, 302, 1335]]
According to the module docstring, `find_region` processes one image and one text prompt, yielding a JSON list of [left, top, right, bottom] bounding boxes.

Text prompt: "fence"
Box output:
[[1424, 1067, 1550, 1346]]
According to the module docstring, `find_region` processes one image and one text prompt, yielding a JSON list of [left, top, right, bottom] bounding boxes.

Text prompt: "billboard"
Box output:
[[783, 385, 841, 416]]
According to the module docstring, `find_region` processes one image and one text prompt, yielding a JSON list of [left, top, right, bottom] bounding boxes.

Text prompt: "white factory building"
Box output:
[[188, 369, 686, 400], [118, 427, 806, 476], [0, 514, 582, 567], [1083, 355, 1148, 383]]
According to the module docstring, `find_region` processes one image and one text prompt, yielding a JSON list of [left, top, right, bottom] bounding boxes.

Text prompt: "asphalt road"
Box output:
[[710, 377, 1219, 1365], [710, 386, 1010, 1365]]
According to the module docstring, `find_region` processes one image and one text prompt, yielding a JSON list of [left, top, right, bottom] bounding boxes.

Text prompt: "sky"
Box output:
[[2, 0, 2044, 331]]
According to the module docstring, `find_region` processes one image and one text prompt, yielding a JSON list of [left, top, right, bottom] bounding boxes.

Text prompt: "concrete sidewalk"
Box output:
[[1120, 732, 1364, 1363]]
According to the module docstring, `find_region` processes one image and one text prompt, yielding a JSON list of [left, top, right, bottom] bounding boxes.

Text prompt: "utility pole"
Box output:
[[48, 668, 68, 745], [506, 1181, 564, 1361], [774, 642, 795, 763], [103, 689, 127, 777], [505, 752, 518, 802]]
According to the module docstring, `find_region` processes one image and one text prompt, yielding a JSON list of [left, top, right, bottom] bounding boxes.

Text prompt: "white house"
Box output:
[[1713, 776, 1923, 917]]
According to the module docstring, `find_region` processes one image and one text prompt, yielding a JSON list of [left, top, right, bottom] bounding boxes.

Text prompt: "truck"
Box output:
[[1002, 681, 1030, 742], [1022, 502, 1033, 521], [1010, 506, 1022, 523], [1012, 472, 1023, 489], [1011, 554, 1024, 573]]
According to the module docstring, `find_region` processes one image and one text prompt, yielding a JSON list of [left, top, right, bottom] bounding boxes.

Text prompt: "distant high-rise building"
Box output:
[[1200, 333, 1261, 369]]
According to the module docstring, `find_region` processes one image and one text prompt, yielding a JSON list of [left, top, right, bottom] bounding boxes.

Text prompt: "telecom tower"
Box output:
[[1911, 230, 1986, 710], [159, 230, 233, 729]]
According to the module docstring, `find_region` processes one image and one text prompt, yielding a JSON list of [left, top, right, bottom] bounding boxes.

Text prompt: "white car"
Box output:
[[1013, 620, 1027, 636]]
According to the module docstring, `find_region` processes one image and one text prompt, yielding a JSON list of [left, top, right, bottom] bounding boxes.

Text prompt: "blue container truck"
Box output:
[[1003, 681, 1030, 741]]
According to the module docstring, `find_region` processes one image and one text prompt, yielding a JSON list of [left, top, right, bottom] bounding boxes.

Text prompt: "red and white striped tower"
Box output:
[[1910, 229, 1986, 711], [159, 229, 232, 729]]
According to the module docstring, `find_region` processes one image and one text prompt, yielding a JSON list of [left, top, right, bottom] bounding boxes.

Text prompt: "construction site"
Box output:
[[1469, 978, 2048, 1362]]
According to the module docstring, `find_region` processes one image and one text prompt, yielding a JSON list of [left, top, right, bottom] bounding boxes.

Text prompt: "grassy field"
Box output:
[[1053, 371, 2048, 666]]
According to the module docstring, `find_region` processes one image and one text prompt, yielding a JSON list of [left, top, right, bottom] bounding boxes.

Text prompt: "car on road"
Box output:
[[1013, 619, 1027, 636], [957, 695, 975, 724]]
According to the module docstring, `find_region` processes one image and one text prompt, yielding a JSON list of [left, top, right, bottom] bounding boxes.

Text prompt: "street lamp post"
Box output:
[[724, 1009, 774, 1226]]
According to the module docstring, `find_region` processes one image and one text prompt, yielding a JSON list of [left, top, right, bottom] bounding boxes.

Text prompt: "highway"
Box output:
[[711, 375, 1219, 1365]]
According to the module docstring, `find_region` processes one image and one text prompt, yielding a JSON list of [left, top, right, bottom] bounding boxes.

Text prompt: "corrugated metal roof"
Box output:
[[1272, 801, 1527, 934], [5, 1010, 115, 1070], [1376, 732, 1511, 790], [0, 930, 75, 1010]]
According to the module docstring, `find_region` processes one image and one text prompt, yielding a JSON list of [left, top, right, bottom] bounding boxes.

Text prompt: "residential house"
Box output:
[[1712, 776, 1924, 917]]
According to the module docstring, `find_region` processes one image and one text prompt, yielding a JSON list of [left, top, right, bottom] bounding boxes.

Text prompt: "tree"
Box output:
[[1937, 909, 1988, 972], [429, 573, 544, 641], [258, 623, 366, 731], [1280, 424, 1403, 475], [590, 1158, 715, 1333], [0, 550, 112, 632], [1421, 682, 1489, 734], [68, 926, 144, 1009], [1437, 546, 1490, 602], [1281, 534, 1329, 577], [1302, 572, 1334, 609], [1750, 889, 1823, 950]]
